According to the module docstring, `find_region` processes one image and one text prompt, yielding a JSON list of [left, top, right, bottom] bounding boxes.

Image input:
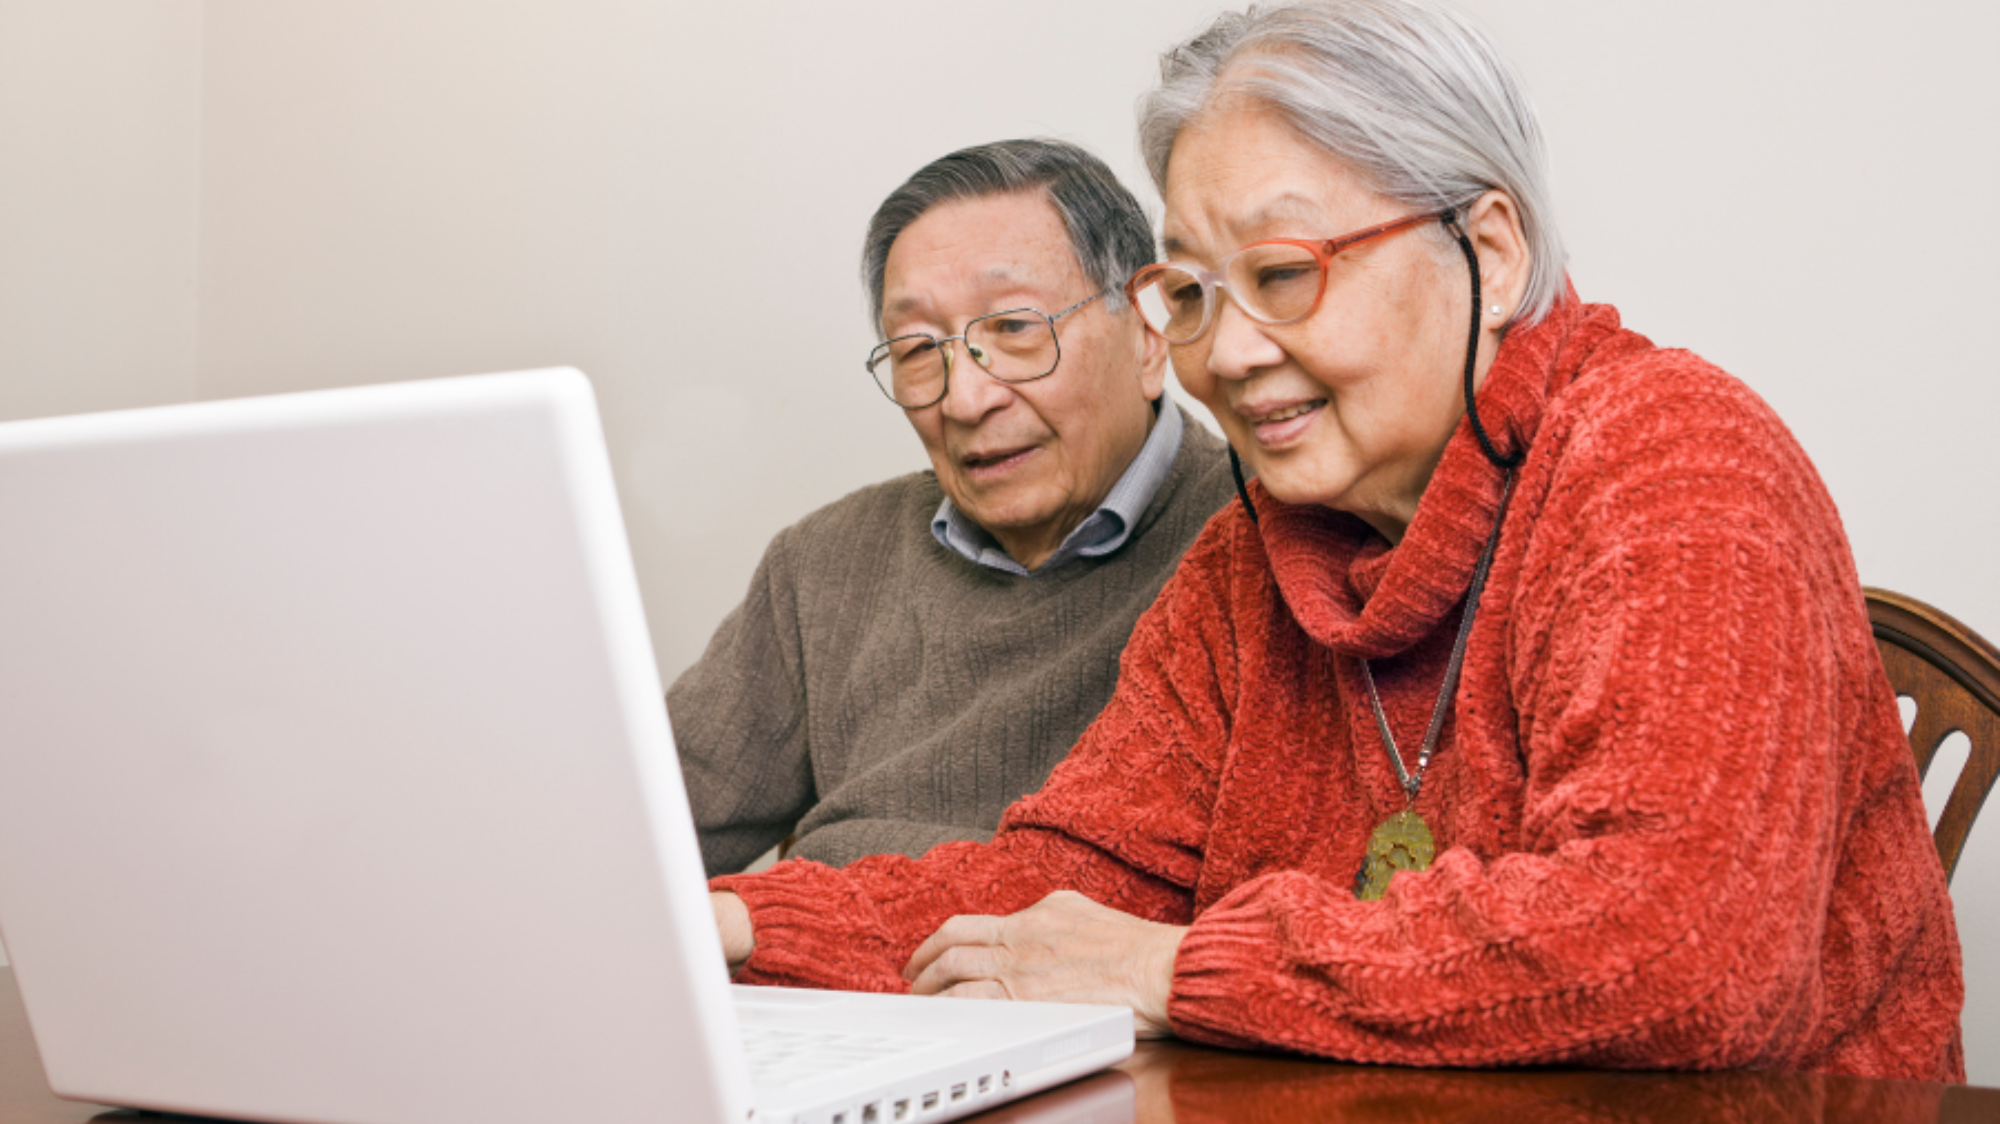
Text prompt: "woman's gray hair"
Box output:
[[1138, 0, 1567, 324], [861, 138, 1155, 333]]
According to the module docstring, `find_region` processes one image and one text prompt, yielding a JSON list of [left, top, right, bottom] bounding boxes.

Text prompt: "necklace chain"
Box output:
[[1360, 471, 1516, 804]]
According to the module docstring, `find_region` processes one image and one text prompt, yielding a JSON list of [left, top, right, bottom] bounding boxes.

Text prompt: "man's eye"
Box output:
[[984, 317, 1036, 336], [892, 338, 938, 362]]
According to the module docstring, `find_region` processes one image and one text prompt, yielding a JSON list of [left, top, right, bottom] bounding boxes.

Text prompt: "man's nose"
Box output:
[[938, 340, 1012, 422]]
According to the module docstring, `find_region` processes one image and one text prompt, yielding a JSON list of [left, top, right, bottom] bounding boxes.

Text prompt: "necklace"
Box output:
[[1353, 472, 1515, 901]]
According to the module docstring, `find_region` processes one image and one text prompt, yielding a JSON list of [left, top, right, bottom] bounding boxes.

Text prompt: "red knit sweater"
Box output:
[[714, 297, 1964, 1081]]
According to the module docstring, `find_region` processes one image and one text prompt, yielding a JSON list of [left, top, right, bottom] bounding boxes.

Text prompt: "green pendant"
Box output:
[[1354, 809, 1436, 901]]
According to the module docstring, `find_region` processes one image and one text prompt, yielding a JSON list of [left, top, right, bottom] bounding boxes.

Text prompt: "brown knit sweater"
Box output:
[[715, 297, 1963, 1080], [671, 405, 1234, 875]]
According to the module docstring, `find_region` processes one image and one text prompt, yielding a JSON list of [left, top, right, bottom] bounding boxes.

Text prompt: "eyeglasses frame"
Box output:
[[1124, 208, 1457, 345], [865, 287, 1115, 410]]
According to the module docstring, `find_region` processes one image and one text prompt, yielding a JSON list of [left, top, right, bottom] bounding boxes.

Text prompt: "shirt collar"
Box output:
[[930, 400, 1185, 577]]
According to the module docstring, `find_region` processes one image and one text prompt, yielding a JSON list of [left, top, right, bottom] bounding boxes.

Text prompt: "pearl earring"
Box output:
[[1487, 303, 1504, 317]]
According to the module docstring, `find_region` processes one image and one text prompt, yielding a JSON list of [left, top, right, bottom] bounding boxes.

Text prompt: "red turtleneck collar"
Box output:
[[1250, 290, 1642, 659]]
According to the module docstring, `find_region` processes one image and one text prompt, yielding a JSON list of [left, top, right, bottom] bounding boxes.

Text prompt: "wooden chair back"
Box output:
[[1865, 587, 2000, 884]]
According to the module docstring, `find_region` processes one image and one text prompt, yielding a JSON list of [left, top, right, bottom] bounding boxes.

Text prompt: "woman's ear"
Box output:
[[1463, 190, 1530, 326]]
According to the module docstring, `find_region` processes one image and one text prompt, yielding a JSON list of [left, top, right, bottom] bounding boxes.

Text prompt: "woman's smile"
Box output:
[[1236, 396, 1326, 447]]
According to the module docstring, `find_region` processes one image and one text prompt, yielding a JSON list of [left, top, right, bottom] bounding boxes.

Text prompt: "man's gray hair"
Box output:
[[1138, 0, 1567, 325], [862, 139, 1155, 332]]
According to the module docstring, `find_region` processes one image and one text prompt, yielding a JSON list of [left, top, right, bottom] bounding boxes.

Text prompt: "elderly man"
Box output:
[[671, 139, 1233, 876]]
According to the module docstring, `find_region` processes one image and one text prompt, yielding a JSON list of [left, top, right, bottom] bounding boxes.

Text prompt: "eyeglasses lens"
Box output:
[[868, 337, 940, 408], [1135, 243, 1326, 344], [1229, 243, 1322, 323], [866, 311, 1059, 408], [1133, 268, 1206, 344], [965, 312, 1056, 380]]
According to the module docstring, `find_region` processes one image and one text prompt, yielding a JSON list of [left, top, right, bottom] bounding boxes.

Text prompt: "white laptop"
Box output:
[[0, 369, 1133, 1124]]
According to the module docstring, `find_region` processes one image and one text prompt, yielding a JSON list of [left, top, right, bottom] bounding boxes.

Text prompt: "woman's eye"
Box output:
[[1257, 265, 1314, 289]]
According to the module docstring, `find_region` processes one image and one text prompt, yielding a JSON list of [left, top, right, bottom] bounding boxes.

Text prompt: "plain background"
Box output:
[[2, 0, 1994, 1083]]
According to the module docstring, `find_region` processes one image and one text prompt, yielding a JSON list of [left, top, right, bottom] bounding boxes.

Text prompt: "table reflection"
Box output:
[[1042, 1041, 1961, 1124]]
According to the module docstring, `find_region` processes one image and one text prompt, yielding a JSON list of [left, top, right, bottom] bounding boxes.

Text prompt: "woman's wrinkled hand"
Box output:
[[712, 891, 754, 973], [902, 890, 1186, 1038]]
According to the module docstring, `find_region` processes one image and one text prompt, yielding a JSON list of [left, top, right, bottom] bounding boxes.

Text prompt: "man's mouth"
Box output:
[[961, 446, 1036, 475]]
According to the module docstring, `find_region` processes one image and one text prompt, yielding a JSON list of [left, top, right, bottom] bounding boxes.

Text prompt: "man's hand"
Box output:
[[902, 890, 1186, 1038], [712, 891, 754, 972]]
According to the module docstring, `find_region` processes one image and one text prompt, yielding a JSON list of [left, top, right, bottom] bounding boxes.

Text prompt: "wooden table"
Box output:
[[1, 970, 1991, 1124]]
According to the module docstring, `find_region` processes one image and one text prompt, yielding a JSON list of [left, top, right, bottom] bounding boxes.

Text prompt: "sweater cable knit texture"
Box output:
[[714, 296, 1964, 1081], [674, 407, 1234, 875]]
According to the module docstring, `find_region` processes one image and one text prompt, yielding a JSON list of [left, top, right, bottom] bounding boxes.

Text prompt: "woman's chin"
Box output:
[[1256, 476, 1352, 512], [1248, 462, 1356, 511]]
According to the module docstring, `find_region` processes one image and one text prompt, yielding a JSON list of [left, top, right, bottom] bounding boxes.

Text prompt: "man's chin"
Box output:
[[951, 492, 1061, 542], [956, 502, 1050, 537], [946, 466, 1037, 513]]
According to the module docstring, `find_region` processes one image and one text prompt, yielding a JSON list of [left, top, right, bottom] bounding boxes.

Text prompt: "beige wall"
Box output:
[[2, 0, 1996, 1080], [0, 0, 204, 976], [0, 0, 201, 421], [187, 0, 1242, 686]]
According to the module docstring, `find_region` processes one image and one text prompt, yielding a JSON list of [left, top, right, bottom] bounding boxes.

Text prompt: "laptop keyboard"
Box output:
[[741, 1025, 943, 1090]]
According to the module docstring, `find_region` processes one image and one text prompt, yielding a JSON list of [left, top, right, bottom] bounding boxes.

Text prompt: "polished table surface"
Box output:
[[1, 970, 1992, 1124]]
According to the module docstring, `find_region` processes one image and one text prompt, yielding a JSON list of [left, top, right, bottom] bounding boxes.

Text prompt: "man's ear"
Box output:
[[1133, 305, 1170, 403]]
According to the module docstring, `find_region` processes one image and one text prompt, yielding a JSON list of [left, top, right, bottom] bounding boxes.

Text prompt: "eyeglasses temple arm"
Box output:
[[1052, 286, 1118, 322], [1319, 207, 1458, 255]]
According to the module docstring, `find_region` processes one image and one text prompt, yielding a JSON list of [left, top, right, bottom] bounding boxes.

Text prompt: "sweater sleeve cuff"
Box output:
[[1165, 893, 1300, 1051], [712, 861, 911, 993]]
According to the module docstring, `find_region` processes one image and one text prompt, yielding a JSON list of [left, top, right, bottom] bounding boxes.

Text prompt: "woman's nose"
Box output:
[[1204, 297, 1285, 382]]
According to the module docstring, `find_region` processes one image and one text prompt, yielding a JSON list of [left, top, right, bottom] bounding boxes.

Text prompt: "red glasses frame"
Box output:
[[1125, 208, 1455, 344]]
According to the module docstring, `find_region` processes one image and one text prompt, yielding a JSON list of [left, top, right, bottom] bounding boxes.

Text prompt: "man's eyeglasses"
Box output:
[[1124, 209, 1454, 345], [865, 288, 1113, 410]]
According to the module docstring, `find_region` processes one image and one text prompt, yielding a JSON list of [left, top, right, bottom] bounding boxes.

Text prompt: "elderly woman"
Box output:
[[711, 0, 1962, 1080]]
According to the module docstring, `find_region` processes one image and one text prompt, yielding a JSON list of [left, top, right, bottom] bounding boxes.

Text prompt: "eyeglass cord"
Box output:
[[1444, 212, 1524, 472]]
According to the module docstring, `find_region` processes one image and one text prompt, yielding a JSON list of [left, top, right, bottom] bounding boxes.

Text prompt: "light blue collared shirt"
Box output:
[[929, 401, 1185, 577]]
